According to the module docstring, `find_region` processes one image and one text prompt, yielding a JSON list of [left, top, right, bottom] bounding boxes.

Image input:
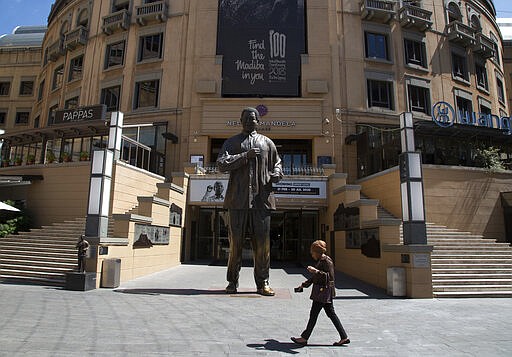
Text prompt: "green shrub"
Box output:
[[0, 200, 31, 238]]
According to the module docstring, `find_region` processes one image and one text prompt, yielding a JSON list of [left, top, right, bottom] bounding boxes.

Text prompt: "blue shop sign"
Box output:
[[432, 101, 511, 134]]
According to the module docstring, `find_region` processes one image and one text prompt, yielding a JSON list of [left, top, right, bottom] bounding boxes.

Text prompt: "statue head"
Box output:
[[240, 107, 260, 133]]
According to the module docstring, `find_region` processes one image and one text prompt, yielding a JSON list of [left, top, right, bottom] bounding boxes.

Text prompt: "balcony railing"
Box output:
[[47, 39, 64, 61], [197, 163, 325, 176], [398, 4, 432, 31], [64, 26, 88, 50], [473, 32, 496, 59], [447, 21, 476, 47], [360, 0, 395, 23], [102, 9, 131, 35], [120, 135, 151, 172], [136, 1, 168, 26]]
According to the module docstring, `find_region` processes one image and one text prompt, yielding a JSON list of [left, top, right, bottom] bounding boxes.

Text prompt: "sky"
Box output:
[[0, 0, 511, 36]]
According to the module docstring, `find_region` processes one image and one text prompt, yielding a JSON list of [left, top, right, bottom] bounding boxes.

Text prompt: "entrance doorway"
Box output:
[[192, 208, 319, 264]]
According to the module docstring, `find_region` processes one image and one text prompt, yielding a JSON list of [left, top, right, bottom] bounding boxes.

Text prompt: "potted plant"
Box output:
[[79, 151, 89, 161], [14, 157, 22, 166], [46, 150, 56, 164], [61, 152, 72, 162], [2, 159, 10, 167], [26, 154, 36, 165]]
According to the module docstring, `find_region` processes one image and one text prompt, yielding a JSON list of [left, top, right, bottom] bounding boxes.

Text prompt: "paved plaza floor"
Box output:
[[1, 263, 511, 356]]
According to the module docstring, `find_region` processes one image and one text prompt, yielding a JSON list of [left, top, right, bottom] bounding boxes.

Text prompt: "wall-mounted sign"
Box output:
[[333, 203, 360, 231], [345, 228, 380, 258], [52, 104, 107, 126], [432, 101, 511, 134], [189, 178, 326, 204], [217, 0, 306, 97], [134, 224, 169, 245]]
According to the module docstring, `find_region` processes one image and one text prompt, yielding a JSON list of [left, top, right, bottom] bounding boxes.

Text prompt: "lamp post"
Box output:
[[399, 112, 427, 245]]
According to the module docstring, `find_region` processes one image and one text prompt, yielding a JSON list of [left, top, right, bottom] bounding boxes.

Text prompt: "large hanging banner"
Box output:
[[217, 0, 306, 97]]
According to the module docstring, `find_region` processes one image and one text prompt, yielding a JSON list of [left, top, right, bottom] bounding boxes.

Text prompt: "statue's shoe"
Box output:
[[257, 285, 275, 296], [225, 282, 237, 294]]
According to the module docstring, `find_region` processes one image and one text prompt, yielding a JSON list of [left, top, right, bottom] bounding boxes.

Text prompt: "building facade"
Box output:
[[0, 0, 511, 296]]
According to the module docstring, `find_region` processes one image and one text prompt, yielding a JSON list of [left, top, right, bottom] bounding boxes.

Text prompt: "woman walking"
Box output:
[[291, 240, 350, 346]]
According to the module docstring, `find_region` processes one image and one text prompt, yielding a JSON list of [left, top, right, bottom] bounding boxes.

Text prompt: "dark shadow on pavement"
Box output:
[[247, 339, 302, 354], [114, 288, 228, 296]]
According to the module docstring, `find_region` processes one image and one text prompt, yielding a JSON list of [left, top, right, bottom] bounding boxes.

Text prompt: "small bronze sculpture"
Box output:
[[76, 235, 90, 273], [217, 107, 283, 296]]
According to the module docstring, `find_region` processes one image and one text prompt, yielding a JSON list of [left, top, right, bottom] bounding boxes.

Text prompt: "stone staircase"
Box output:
[[428, 224, 512, 298], [0, 217, 88, 286]]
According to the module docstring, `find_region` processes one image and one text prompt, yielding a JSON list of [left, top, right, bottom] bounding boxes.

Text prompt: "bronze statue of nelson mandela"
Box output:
[[217, 107, 283, 296]]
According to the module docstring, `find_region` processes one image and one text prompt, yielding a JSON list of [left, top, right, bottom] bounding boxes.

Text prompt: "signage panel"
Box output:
[[432, 101, 511, 134], [189, 178, 326, 204], [217, 0, 306, 97], [52, 105, 107, 126]]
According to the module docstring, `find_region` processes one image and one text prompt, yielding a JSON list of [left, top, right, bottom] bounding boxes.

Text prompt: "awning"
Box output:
[[0, 201, 20, 212], [414, 121, 512, 143], [0, 175, 43, 187], [0, 120, 109, 146]]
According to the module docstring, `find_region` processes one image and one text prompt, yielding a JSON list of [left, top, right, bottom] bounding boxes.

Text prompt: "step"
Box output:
[[0, 241, 77, 250], [0, 258, 76, 269], [433, 246, 511, 251], [433, 291, 512, 298], [0, 245, 76, 254], [432, 264, 512, 269], [0, 268, 68, 279], [0, 252, 76, 262], [432, 258, 512, 264], [0, 251, 76, 259], [0, 238, 78, 245], [432, 273, 512, 279], [432, 279, 512, 285], [0, 274, 65, 286], [0, 263, 75, 273], [433, 284, 512, 292], [433, 252, 512, 256]]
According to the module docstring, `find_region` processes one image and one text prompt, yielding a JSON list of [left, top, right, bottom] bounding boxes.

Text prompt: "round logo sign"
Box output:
[[432, 101, 455, 128], [256, 105, 268, 117]]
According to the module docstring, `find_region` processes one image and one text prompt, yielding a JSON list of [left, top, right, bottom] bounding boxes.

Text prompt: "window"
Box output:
[[367, 79, 394, 110], [456, 96, 472, 116], [134, 79, 159, 109], [38, 80, 45, 101], [101, 85, 121, 111], [475, 62, 488, 91], [470, 15, 481, 32], [0, 111, 6, 124], [365, 32, 389, 61], [52, 65, 64, 90], [479, 102, 491, 116], [0, 82, 10, 96], [105, 41, 125, 69], [69, 55, 83, 82], [404, 38, 427, 68], [447, 2, 462, 23], [138, 33, 163, 62], [77, 9, 88, 28], [112, 0, 130, 12], [407, 85, 430, 115], [497, 77, 505, 104], [15, 111, 30, 125], [65, 96, 79, 109], [48, 104, 58, 124], [490, 33, 500, 65], [452, 52, 468, 81], [19, 81, 34, 96]]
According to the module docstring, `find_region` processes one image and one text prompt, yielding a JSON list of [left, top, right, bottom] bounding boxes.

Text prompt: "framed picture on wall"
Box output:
[[190, 154, 204, 167]]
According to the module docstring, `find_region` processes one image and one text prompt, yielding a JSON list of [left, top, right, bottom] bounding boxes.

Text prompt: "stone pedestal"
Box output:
[[65, 272, 96, 291]]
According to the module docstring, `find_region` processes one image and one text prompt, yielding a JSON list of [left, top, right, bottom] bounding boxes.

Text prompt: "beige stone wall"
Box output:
[[110, 161, 164, 214], [423, 165, 511, 241], [0, 162, 90, 226], [358, 167, 402, 218]]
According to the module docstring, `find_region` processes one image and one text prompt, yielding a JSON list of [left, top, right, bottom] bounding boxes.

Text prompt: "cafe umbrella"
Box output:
[[0, 201, 20, 212]]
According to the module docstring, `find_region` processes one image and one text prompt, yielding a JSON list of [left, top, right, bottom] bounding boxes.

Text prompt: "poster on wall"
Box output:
[[188, 178, 326, 203], [134, 224, 170, 245], [217, 0, 306, 97]]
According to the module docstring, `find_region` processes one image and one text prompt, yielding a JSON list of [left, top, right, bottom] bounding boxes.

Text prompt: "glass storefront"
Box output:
[[191, 208, 319, 264], [356, 123, 512, 178]]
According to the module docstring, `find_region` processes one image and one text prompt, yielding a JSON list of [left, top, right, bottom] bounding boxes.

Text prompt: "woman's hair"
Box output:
[[310, 240, 327, 254]]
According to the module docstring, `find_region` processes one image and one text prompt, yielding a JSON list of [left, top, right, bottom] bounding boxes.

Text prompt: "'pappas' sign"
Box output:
[[52, 105, 107, 126]]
